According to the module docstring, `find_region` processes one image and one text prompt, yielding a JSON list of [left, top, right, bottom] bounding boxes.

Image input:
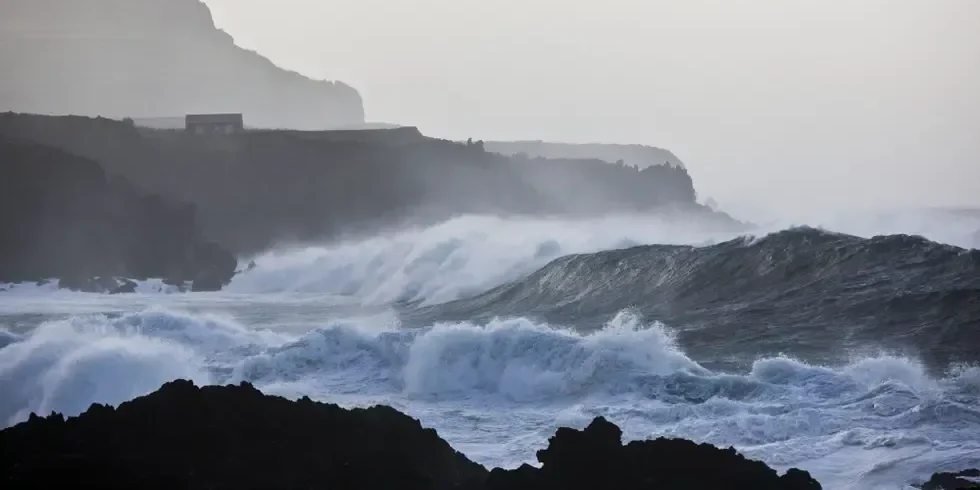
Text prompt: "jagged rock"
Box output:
[[485, 417, 822, 490], [0, 380, 830, 490], [0, 380, 486, 490], [921, 469, 980, 490]]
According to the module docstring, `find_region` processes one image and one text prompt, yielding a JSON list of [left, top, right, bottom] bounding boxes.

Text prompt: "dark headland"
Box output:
[[0, 0, 740, 289], [0, 112, 741, 289]]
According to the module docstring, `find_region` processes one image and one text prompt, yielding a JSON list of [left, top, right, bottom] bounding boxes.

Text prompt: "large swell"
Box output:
[[224, 214, 743, 305], [416, 226, 980, 371], [1, 307, 978, 490], [3, 213, 980, 489], [224, 211, 980, 307]]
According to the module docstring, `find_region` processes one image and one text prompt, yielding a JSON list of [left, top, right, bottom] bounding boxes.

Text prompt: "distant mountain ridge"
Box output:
[[0, 0, 364, 129]]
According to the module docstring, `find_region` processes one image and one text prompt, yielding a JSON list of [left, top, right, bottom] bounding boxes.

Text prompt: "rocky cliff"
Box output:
[[0, 379, 823, 490], [0, 136, 236, 290], [0, 0, 363, 129], [0, 113, 741, 255]]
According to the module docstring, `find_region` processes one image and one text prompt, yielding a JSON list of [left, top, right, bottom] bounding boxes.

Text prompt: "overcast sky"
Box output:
[[202, 0, 980, 219]]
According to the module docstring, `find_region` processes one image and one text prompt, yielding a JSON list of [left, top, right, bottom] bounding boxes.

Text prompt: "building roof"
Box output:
[[185, 113, 243, 125]]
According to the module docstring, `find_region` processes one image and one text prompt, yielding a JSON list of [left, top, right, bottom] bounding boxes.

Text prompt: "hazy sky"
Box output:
[[202, 0, 980, 219]]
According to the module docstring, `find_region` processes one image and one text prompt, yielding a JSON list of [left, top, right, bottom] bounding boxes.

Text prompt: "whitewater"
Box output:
[[2, 211, 979, 490]]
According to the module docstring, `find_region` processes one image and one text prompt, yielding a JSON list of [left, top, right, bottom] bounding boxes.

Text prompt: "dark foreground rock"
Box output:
[[0, 137, 236, 290], [485, 417, 820, 490], [0, 380, 487, 490], [0, 380, 824, 490], [920, 469, 980, 490]]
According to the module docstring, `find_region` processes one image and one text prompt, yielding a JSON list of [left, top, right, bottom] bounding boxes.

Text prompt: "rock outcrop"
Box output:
[[0, 0, 363, 129], [0, 136, 236, 290], [0, 380, 825, 490], [485, 417, 820, 490], [0, 114, 742, 255], [920, 469, 980, 490], [0, 380, 486, 490]]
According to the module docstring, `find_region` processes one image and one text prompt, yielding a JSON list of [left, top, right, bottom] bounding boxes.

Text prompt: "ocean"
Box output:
[[2, 212, 979, 489]]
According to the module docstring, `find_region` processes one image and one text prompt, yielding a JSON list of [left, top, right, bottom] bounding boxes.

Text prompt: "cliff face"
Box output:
[[0, 114, 739, 255], [0, 136, 236, 289], [0, 0, 364, 129]]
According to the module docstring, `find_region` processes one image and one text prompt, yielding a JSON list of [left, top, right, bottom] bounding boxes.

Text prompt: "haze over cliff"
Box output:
[[0, 0, 364, 129], [0, 113, 737, 256]]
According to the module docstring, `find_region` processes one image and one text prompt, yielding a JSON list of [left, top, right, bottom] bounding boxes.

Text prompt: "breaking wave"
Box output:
[[224, 214, 752, 304], [223, 213, 979, 313], [1, 307, 978, 489], [4, 211, 980, 489]]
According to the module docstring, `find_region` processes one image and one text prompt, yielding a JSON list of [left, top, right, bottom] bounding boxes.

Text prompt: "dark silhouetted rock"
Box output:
[[0, 380, 830, 490], [0, 137, 236, 290], [920, 469, 980, 490], [485, 416, 822, 490], [191, 266, 226, 292], [0, 380, 485, 490]]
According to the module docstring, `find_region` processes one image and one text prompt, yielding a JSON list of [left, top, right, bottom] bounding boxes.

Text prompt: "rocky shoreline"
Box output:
[[0, 380, 817, 489], [1, 379, 973, 489]]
